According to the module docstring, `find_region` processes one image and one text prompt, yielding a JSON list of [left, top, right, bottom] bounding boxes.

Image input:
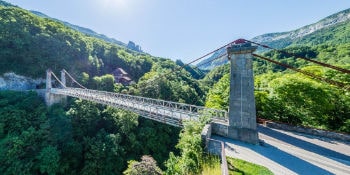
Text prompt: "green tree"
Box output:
[[124, 155, 163, 175], [255, 68, 350, 131], [36, 146, 60, 175], [165, 121, 204, 175], [92, 74, 115, 92], [81, 130, 124, 175], [205, 74, 230, 110], [67, 99, 102, 138]]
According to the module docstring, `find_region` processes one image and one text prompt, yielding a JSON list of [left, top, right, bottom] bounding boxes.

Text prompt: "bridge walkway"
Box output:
[[50, 87, 228, 127]]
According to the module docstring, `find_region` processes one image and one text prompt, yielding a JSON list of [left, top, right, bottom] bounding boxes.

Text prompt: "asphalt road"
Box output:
[[213, 125, 350, 175]]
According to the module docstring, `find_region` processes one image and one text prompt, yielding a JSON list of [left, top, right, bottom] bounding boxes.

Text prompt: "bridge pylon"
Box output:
[[227, 39, 258, 144], [210, 39, 258, 144], [45, 69, 67, 106]]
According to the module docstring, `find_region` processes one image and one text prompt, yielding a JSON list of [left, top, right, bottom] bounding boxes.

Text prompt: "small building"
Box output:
[[112, 68, 132, 85]]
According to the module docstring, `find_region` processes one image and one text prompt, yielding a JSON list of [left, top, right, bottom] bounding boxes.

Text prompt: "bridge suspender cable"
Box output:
[[245, 39, 350, 74], [62, 69, 87, 89], [252, 53, 349, 90], [50, 69, 87, 89], [50, 71, 67, 88]]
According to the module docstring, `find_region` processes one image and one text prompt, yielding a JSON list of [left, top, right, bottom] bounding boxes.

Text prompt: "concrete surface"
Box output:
[[212, 125, 350, 175]]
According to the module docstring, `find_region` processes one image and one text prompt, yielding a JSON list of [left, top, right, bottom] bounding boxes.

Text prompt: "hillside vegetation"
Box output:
[[1, 1, 350, 174], [203, 9, 350, 133], [203, 43, 350, 132], [0, 4, 206, 104], [0, 5, 152, 80], [0, 2, 208, 174]]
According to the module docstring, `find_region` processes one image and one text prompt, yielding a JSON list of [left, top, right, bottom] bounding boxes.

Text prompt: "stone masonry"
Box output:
[[226, 41, 258, 144], [210, 40, 259, 144], [45, 69, 66, 106]]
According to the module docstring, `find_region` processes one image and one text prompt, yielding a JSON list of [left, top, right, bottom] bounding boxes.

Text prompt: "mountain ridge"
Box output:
[[30, 10, 144, 53], [197, 8, 350, 70], [252, 8, 350, 46]]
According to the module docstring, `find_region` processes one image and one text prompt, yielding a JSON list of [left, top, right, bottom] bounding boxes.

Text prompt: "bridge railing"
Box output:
[[51, 88, 228, 123]]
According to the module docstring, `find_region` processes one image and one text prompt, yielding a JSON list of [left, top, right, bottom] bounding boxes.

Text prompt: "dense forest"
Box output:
[[0, 91, 181, 174], [1, 1, 350, 174]]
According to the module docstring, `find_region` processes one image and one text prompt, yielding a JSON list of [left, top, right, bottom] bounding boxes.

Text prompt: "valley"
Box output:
[[0, 1, 349, 174]]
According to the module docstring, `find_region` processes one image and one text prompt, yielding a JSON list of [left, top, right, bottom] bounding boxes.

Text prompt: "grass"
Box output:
[[201, 154, 222, 175], [227, 157, 274, 175], [200, 155, 273, 175]]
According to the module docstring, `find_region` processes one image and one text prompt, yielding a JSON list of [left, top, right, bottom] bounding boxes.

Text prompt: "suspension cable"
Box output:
[[62, 69, 87, 89], [172, 40, 232, 73], [196, 52, 228, 69], [190, 52, 228, 80], [253, 53, 349, 90], [245, 39, 350, 74], [51, 71, 67, 88], [141, 40, 236, 87]]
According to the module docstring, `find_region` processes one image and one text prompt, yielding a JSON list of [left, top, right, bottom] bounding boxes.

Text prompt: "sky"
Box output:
[[5, 0, 350, 62]]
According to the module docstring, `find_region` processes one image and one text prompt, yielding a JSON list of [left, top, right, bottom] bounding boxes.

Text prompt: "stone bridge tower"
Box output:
[[226, 39, 258, 144], [45, 69, 67, 106]]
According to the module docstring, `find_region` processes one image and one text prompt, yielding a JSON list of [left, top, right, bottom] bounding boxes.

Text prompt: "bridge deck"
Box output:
[[51, 88, 228, 127]]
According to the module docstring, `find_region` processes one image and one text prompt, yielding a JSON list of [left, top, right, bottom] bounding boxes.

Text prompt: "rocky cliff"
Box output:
[[0, 73, 45, 90]]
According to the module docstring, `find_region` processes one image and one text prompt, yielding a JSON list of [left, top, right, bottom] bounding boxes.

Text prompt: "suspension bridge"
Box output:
[[45, 39, 349, 138], [46, 70, 228, 127], [44, 39, 350, 175]]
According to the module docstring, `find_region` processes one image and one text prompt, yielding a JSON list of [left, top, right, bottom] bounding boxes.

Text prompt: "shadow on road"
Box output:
[[258, 126, 350, 165], [215, 135, 334, 175], [254, 142, 334, 175]]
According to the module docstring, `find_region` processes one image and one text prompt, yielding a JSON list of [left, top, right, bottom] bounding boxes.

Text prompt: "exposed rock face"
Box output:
[[197, 8, 350, 70], [252, 8, 350, 44], [127, 41, 143, 52], [0, 73, 45, 90]]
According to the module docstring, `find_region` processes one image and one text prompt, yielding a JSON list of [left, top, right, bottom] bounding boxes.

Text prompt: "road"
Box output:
[[213, 125, 350, 175]]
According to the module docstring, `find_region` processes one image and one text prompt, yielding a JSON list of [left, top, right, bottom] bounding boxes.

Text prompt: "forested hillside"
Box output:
[[29, 10, 141, 50], [0, 5, 152, 80], [0, 3, 206, 103], [1, 1, 350, 174], [0, 2, 207, 174]]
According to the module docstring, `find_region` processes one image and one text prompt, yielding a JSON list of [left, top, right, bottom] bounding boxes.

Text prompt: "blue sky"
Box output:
[[5, 0, 350, 62]]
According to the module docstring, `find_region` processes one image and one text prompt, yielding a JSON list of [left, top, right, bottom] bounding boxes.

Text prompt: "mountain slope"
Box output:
[[30, 10, 144, 53], [252, 8, 350, 48], [197, 8, 350, 70], [0, 4, 153, 80], [294, 19, 350, 45], [0, 1, 205, 106]]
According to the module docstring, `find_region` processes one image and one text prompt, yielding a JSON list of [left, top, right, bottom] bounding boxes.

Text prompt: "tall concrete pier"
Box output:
[[226, 40, 258, 144]]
